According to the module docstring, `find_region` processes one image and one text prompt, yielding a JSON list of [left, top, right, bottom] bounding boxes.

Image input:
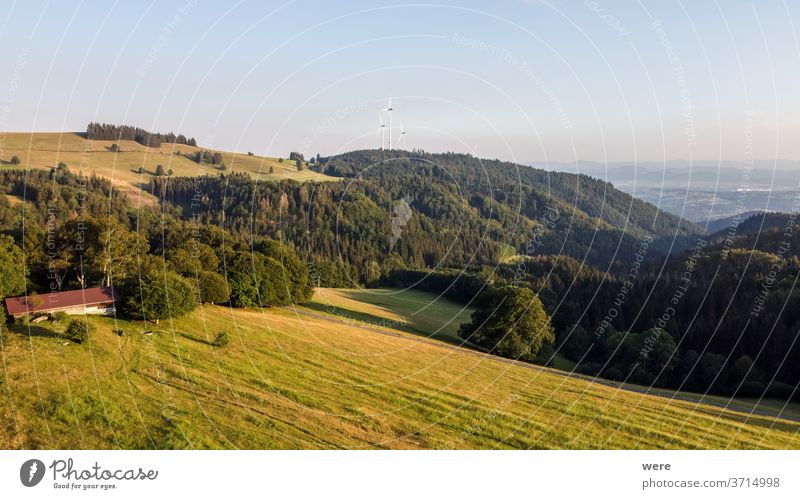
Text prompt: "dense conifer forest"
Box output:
[[85, 122, 197, 148], [3, 146, 799, 399]]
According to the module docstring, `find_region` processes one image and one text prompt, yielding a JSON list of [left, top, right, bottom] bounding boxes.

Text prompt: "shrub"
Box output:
[[10, 155, 20, 164], [197, 271, 230, 304], [119, 256, 197, 323], [211, 331, 229, 347], [50, 311, 68, 323], [458, 285, 555, 362], [64, 319, 95, 344]]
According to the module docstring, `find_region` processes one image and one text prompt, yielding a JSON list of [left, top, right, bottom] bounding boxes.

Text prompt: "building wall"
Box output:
[[12, 303, 116, 319]]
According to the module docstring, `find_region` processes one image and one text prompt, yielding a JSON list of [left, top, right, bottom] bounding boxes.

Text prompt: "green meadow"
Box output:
[[1, 288, 798, 450]]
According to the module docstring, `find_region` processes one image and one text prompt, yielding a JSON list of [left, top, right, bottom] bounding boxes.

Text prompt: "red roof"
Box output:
[[4, 286, 117, 316]]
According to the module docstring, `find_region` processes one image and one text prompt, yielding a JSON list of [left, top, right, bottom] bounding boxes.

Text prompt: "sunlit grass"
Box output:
[[0, 132, 336, 204], [1, 292, 797, 450]]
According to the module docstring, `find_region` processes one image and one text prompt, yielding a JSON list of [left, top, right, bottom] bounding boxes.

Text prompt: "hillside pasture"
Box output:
[[0, 132, 335, 203], [0, 300, 798, 450]]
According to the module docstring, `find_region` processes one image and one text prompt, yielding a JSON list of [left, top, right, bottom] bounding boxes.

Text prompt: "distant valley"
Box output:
[[530, 159, 800, 226]]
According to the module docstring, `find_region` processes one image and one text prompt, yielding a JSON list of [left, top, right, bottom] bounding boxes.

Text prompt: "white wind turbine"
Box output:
[[382, 97, 393, 149], [399, 123, 407, 149], [377, 113, 386, 149]]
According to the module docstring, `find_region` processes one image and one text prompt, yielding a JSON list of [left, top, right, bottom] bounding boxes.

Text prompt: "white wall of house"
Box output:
[[79, 305, 115, 315], [14, 304, 115, 318]]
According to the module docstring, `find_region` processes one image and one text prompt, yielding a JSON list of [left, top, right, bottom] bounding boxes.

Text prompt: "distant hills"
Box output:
[[529, 159, 800, 223]]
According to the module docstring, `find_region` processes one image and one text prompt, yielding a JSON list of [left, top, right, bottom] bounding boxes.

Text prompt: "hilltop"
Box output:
[[0, 131, 335, 203]]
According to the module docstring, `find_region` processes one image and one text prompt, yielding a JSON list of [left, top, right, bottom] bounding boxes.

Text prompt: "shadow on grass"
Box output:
[[9, 324, 61, 339], [303, 301, 476, 350], [178, 332, 212, 346], [690, 404, 800, 432]]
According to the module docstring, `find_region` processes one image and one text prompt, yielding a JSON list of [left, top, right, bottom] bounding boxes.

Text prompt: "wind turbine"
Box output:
[[382, 97, 393, 149], [377, 113, 386, 149], [399, 123, 407, 149]]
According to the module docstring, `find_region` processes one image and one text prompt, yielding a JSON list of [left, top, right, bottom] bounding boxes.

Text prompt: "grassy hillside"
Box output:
[[0, 132, 335, 203], [311, 288, 474, 344], [1, 289, 798, 450]]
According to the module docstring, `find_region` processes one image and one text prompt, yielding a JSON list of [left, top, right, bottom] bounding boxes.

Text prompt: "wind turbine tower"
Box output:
[[399, 123, 407, 148], [377, 113, 386, 149], [383, 97, 393, 149]]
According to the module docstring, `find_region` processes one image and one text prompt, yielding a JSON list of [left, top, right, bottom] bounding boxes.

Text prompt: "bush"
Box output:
[[227, 251, 292, 307], [50, 311, 68, 323], [119, 256, 197, 323], [197, 271, 230, 304], [764, 381, 799, 400], [211, 331, 229, 347], [9, 155, 20, 164], [64, 319, 95, 344], [458, 285, 555, 362]]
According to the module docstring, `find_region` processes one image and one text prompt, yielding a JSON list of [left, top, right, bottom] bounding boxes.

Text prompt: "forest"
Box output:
[[2, 145, 799, 400], [0, 165, 311, 325], [85, 122, 197, 148]]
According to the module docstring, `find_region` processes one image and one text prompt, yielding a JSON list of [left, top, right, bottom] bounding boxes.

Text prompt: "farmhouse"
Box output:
[[4, 286, 117, 320]]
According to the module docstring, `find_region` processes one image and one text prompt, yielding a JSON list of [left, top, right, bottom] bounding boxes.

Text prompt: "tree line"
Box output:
[[86, 122, 197, 148], [0, 166, 311, 325]]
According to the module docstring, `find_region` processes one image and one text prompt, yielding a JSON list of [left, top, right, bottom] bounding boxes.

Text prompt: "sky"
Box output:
[[1, 0, 798, 163]]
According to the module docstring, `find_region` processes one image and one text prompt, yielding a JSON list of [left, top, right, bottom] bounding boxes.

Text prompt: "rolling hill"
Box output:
[[1, 288, 797, 450], [3, 129, 795, 450], [0, 132, 335, 203]]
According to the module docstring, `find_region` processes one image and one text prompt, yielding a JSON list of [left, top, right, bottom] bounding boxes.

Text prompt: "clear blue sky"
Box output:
[[1, 0, 798, 163]]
